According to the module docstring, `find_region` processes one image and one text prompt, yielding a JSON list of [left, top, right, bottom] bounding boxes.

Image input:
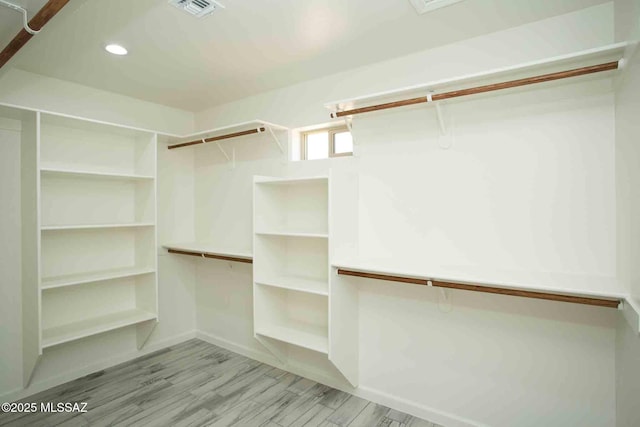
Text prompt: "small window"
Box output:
[[301, 126, 353, 160]]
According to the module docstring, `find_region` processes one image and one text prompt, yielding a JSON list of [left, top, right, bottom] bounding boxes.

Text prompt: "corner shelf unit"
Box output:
[[253, 176, 330, 355], [21, 111, 159, 386]]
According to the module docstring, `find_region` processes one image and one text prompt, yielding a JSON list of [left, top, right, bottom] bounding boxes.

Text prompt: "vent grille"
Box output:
[[169, 0, 224, 18], [408, 0, 465, 15]]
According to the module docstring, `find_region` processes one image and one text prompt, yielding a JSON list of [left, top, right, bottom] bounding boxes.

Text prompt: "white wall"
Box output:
[[614, 0, 640, 425], [195, 3, 614, 130], [616, 316, 640, 427], [0, 69, 195, 136], [0, 119, 23, 393], [614, 0, 640, 300], [181, 4, 621, 426]]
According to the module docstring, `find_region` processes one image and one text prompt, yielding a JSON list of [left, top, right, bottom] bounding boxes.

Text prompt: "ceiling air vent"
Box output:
[[169, 0, 224, 18], [408, 0, 465, 15]]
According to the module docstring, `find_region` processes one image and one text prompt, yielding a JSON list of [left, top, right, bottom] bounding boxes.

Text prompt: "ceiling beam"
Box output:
[[0, 0, 72, 70]]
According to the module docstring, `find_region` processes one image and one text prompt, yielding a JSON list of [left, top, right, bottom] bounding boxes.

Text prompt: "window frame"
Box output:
[[301, 125, 352, 160]]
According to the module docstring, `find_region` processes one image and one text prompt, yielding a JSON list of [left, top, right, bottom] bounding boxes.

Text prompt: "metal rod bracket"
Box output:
[[266, 127, 285, 154], [215, 142, 235, 169], [427, 92, 447, 135]]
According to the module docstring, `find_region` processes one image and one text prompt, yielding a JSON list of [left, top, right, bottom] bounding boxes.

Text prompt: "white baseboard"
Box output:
[[0, 330, 197, 403], [195, 330, 482, 427], [356, 386, 486, 427]]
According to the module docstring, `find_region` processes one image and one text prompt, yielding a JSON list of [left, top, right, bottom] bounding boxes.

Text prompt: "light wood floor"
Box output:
[[0, 339, 441, 427]]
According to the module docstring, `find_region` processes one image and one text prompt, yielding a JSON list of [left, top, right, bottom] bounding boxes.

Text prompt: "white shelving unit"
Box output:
[[253, 176, 330, 357], [20, 112, 159, 385]]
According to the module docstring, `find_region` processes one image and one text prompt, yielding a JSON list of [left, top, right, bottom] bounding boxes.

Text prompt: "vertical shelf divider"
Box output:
[[21, 110, 41, 387]]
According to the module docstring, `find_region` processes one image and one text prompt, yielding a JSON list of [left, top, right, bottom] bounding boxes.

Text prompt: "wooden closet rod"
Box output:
[[337, 269, 621, 308], [168, 127, 266, 150], [168, 249, 253, 264], [0, 0, 72, 69], [330, 61, 619, 118]]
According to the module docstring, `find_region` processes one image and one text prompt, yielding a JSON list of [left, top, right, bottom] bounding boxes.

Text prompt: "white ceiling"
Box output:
[[2, 0, 608, 112], [0, 0, 47, 48]]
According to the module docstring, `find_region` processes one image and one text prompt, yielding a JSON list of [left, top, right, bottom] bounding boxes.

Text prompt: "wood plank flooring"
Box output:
[[0, 339, 441, 427]]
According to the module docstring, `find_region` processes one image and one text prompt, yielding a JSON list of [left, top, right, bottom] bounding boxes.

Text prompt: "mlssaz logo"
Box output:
[[40, 402, 88, 413]]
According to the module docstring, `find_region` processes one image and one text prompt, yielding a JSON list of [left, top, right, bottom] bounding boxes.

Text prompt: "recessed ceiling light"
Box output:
[[105, 44, 128, 56]]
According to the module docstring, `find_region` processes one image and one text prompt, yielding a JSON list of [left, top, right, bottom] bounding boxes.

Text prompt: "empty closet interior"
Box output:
[[1, 1, 640, 426]]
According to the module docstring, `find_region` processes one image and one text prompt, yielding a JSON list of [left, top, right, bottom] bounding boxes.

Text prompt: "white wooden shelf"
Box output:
[[255, 176, 329, 186], [42, 309, 157, 348], [256, 231, 328, 238], [165, 119, 288, 152], [41, 267, 156, 290], [41, 222, 155, 231], [41, 167, 154, 181], [256, 323, 328, 354], [325, 43, 627, 114], [255, 276, 328, 296]]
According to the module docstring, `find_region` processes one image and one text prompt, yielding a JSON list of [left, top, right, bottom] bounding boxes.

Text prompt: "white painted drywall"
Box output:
[[195, 3, 614, 130], [0, 69, 194, 136], [0, 121, 23, 394], [614, 0, 640, 299], [616, 316, 640, 427], [614, 0, 640, 425], [188, 5, 620, 426]]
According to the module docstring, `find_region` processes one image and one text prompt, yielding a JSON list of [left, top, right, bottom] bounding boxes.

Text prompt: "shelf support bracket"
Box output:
[[255, 334, 287, 364], [344, 116, 355, 147], [24, 355, 41, 388], [266, 127, 285, 154], [427, 92, 447, 135], [344, 116, 353, 133], [137, 320, 158, 350], [214, 140, 235, 169], [438, 288, 453, 312], [428, 92, 453, 149]]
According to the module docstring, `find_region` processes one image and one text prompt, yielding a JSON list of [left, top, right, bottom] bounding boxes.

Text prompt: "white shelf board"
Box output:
[[254, 176, 329, 186], [255, 276, 328, 296], [256, 231, 328, 239], [162, 242, 253, 260], [332, 259, 626, 300], [164, 120, 288, 145], [42, 309, 157, 348], [40, 167, 154, 181], [255, 322, 328, 354], [41, 267, 156, 290], [41, 223, 155, 231], [325, 42, 628, 112]]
